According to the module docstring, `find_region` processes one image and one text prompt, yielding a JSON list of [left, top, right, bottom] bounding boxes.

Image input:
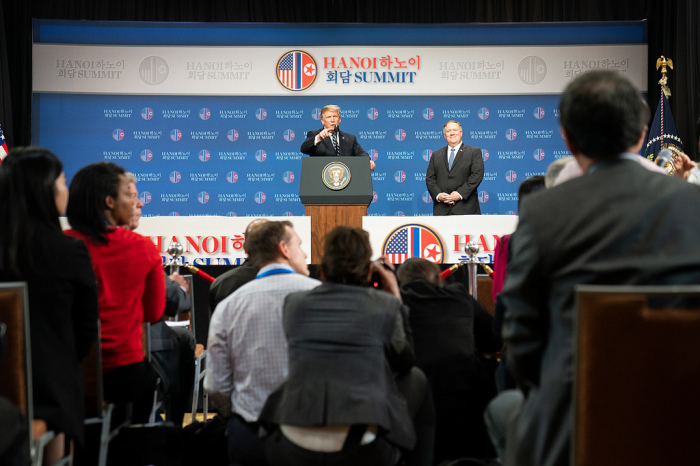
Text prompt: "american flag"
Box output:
[[0, 124, 7, 161]]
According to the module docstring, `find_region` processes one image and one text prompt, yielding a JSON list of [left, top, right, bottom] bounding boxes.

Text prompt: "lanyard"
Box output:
[[256, 267, 295, 279]]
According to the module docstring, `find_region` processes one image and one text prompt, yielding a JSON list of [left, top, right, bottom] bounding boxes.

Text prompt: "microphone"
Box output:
[[655, 148, 674, 167]]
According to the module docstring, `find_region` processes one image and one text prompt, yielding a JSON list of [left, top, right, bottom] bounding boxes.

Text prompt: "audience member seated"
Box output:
[[125, 172, 194, 426], [66, 161, 165, 424], [397, 257, 501, 463], [0, 147, 99, 464], [260, 226, 435, 466], [205, 221, 320, 466], [209, 218, 268, 315]]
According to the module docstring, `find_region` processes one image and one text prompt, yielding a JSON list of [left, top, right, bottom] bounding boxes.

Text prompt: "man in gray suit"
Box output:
[[426, 120, 484, 215], [496, 70, 700, 465]]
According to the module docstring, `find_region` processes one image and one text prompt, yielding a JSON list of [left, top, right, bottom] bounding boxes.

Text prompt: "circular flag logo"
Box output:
[[367, 108, 379, 120], [506, 170, 518, 183], [170, 129, 182, 141], [482, 149, 490, 161], [197, 191, 210, 204], [381, 224, 445, 264], [422, 191, 432, 203], [227, 212, 237, 217], [506, 210, 517, 215], [140, 149, 153, 162], [423, 149, 433, 162], [254, 191, 267, 204], [199, 108, 211, 120], [169, 212, 180, 216], [372, 191, 378, 203], [255, 108, 267, 120], [141, 107, 154, 120], [283, 171, 295, 183], [139, 191, 152, 205], [311, 108, 322, 120], [198, 150, 211, 162], [255, 150, 267, 162], [283, 129, 295, 142], [533, 149, 545, 161], [227, 129, 239, 142], [479, 191, 489, 203], [169, 171, 182, 183], [322, 162, 351, 191], [112, 129, 124, 141], [395, 211, 406, 216], [422, 108, 434, 120], [395, 129, 406, 141], [368, 149, 379, 161], [533, 107, 545, 119], [506, 128, 517, 141], [276, 50, 317, 92], [478, 108, 490, 120], [394, 171, 406, 183], [226, 171, 239, 183]]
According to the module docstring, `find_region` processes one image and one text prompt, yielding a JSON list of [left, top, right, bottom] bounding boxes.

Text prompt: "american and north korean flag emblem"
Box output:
[[382, 224, 445, 264], [276, 50, 317, 92]]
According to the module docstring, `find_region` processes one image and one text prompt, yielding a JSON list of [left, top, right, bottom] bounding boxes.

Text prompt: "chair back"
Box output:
[[476, 275, 495, 315], [573, 285, 700, 465], [82, 320, 104, 419], [0, 282, 32, 421]]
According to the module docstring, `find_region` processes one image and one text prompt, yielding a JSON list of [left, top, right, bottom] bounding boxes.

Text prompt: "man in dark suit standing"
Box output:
[[300, 104, 376, 171], [426, 120, 484, 215], [494, 70, 700, 465]]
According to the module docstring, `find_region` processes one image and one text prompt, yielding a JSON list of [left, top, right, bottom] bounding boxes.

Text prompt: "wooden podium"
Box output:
[[299, 157, 373, 263]]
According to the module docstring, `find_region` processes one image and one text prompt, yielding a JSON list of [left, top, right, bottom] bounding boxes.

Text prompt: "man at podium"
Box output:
[[300, 104, 376, 171]]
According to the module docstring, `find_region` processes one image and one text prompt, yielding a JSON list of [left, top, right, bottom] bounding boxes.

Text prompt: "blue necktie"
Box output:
[[331, 133, 339, 155], [448, 147, 456, 170]]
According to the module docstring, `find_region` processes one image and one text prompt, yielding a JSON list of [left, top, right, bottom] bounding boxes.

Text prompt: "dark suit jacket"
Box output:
[[426, 143, 484, 215], [0, 228, 98, 444], [208, 261, 258, 314], [259, 282, 416, 450], [299, 128, 369, 159], [501, 159, 700, 466]]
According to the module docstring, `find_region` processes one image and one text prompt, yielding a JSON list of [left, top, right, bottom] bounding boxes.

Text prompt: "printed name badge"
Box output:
[[322, 162, 351, 190]]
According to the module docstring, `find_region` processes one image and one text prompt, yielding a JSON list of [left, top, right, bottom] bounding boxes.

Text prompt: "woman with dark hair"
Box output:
[[66, 161, 165, 422], [261, 226, 434, 466], [0, 147, 98, 463]]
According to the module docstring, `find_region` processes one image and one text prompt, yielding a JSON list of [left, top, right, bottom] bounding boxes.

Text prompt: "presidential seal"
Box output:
[[322, 162, 351, 190]]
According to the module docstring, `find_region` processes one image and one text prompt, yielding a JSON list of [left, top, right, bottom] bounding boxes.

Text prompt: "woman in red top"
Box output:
[[66, 161, 165, 422]]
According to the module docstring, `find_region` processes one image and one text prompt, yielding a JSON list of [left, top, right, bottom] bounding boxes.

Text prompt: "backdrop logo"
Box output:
[[422, 149, 433, 162], [518, 56, 547, 85], [169, 212, 180, 216], [367, 108, 379, 120], [199, 108, 211, 120], [506, 210, 517, 215], [226, 171, 239, 183], [112, 129, 124, 141], [482, 149, 490, 161], [394, 129, 406, 141], [395, 211, 406, 216], [478, 108, 490, 120], [140, 149, 153, 162], [227, 129, 239, 142], [255, 108, 267, 120], [311, 108, 322, 120], [139, 56, 169, 85], [276, 50, 317, 92], [533, 107, 545, 119], [506, 170, 518, 182], [283, 129, 295, 142], [198, 149, 211, 162], [254, 191, 267, 204], [533, 149, 545, 161], [283, 171, 295, 183], [169, 171, 182, 183], [394, 170, 406, 183], [283, 212, 294, 217], [197, 191, 210, 204], [170, 129, 182, 141], [372, 191, 378, 203], [368, 149, 379, 161], [323, 162, 351, 190], [422, 108, 434, 120], [422, 191, 432, 203], [382, 224, 445, 264], [141, 107, 154, 120], [139, 191, 152, 205], [255, 150, 267, 162], [227, 212, 237, 217], [506, 129, 517, 141], [479, 191, 489, 203]]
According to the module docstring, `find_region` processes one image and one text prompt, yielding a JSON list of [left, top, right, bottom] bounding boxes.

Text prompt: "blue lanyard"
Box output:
[[256, 267, 295, 279]]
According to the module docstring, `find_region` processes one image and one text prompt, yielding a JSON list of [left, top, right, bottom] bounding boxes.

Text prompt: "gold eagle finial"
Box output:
[[656, 56, 674, 97]]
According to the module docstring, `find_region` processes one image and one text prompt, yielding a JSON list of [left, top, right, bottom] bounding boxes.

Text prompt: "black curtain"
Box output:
[[2, 0, 698, 156]]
